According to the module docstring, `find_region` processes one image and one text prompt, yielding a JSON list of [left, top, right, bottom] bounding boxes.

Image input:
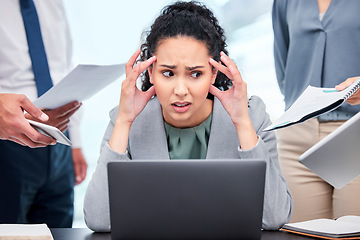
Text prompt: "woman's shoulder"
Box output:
[[248, 95, 266, 112], [213, 95, 266, 117], [213, 95, 269, 129], [248, 95, 272, 132]]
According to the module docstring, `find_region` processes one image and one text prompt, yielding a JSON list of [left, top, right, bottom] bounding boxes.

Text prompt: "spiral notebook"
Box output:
[[264, 78, 360, 131]]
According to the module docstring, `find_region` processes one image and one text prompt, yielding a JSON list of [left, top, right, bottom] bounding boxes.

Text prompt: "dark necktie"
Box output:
[[20, 0, 53, 97]]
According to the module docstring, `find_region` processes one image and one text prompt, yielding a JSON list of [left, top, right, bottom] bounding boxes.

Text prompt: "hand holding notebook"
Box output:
[[264, 78, 360, 131], [335, 76, 360, 105]]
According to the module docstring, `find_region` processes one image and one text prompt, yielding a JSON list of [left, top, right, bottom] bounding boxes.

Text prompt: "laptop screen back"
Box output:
[[108, 160, 266, 240], [299, 111, 360, 189]]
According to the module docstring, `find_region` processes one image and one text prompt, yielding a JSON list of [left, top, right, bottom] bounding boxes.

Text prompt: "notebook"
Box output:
[[107, 159, 266, 240], [281, 215, 360, 239], [299, 111, 360, 189], [264, 77, 360, 131]]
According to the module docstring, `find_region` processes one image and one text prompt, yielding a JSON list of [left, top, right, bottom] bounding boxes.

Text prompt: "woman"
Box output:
[[272, 0, 360, 222], [84, 1, 292, 232]]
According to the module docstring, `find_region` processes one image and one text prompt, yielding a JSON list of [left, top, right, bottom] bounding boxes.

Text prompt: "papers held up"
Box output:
[[34, 63, 125, 109]]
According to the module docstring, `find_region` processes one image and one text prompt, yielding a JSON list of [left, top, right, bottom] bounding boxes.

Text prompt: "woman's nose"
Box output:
[[173, 78, 189, 96]]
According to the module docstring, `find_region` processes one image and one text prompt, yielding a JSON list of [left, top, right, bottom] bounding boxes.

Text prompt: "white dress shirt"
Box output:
[[0, 0, 81, 147]]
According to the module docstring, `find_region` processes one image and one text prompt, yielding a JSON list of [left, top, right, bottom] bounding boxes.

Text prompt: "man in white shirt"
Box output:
[[0, 0, 87, 227]]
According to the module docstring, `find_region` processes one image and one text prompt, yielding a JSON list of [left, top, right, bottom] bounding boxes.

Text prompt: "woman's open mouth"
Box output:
[[172, 102, 191, 113]]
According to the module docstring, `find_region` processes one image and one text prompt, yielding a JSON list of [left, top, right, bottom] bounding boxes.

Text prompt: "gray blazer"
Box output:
[[84, 96, 292, 232]]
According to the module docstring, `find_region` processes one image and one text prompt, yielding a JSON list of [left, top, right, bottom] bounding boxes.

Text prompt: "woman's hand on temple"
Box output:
[[209, 52, 258, 150], [117, 49, 157, 126], [109, 50, 156, 153]]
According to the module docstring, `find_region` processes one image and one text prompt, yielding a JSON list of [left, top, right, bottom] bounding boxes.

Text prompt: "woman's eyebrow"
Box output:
[[159, 64, 176, 69], [158, 65, 205, 70], [186, 66, 204, 71]]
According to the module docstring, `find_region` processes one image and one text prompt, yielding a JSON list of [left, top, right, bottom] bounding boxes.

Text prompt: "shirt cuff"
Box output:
[[68, 107, 82, 148]]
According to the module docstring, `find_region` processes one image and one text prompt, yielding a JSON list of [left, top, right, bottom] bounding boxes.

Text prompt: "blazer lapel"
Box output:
[[206, 98, 240, 159], [129, 97, 170, 160]]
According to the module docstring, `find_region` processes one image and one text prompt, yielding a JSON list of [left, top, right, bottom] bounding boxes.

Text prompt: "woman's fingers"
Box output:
[[143, 85, 156, 102], [209, 84, 223, 98], [138, 56, 157, 74], [127, 56, 157, 85], [126, 48, 157, 80], [209, 58, 232, 79], [220, 52, 244, 84], [125, 49, 141, 76], [209, 52, 243, 85], [228, 65, 244, 85]]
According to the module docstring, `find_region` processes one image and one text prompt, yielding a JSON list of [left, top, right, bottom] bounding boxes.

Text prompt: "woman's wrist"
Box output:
[[235, 119, 258, 150], [108, 118, 132, 154]]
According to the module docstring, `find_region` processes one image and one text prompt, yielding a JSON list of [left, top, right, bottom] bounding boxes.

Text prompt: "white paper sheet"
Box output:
[[34, 64, 125, 109]]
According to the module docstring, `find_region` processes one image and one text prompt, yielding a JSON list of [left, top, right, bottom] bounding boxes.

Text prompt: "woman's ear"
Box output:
[[148, 66, 154, 84], [211, 68, 218, 84]]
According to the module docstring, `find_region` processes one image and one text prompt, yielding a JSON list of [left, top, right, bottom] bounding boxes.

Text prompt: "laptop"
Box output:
[[107, 159, 266, 240], [299, 111, 360, 189]]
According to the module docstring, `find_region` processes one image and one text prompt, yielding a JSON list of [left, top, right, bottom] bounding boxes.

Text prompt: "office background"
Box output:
[[62, 0, 284, 227]]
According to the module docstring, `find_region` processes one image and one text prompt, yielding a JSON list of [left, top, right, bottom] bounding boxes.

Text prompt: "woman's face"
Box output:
[[148, 36, 217, 128]]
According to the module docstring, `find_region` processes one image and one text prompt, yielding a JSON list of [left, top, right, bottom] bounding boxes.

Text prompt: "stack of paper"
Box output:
[[0, 224, 53, 240]]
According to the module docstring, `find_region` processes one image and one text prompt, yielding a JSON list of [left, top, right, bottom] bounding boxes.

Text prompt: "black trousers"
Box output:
[[0, 137, 74, 227]]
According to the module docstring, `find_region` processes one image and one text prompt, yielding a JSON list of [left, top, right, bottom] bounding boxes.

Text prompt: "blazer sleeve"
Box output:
[[272, 0, 289, 95], [238, 96, 293, 230], [83, 106, 130, 232]]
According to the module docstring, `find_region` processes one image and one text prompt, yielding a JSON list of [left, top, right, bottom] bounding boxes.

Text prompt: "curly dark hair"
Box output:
[[139, 1, 232, 92]]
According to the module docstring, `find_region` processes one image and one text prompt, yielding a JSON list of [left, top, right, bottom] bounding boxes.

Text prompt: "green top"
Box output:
[[164, 113, 212, 159]]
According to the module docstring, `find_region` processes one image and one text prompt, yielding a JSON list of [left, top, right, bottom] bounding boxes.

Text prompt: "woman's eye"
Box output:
[[191, 71, 202, 78], [162, 70, 174, 77]]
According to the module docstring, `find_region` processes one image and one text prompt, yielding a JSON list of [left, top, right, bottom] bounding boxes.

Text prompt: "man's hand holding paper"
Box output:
[[26, 101, 81, 132], [29, 63, 126, 145]]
